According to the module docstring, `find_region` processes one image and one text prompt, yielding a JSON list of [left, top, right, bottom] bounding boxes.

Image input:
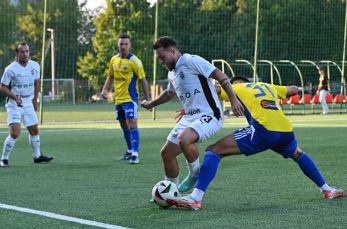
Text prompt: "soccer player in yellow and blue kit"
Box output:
[[101, 33, 150, 164], [169, 76, 344, 210]]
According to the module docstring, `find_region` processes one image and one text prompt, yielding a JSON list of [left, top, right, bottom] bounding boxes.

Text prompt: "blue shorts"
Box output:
[[234, 125, 297, 158], [115, 102, 138, 120]]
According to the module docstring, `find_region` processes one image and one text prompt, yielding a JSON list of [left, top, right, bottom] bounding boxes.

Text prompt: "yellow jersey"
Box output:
[[108, 52, 145, 105], [219, 83, 293, 132]]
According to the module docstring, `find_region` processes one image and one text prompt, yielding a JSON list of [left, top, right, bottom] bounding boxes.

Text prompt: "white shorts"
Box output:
[[6, 103, 38, 127], [167, 114, 223, 145]]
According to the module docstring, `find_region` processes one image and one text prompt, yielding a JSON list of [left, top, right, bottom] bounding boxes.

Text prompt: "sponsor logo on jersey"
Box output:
[[179, 89, 201, 102], [123, 64, 128, 70], [260, 100, 279, 110], [187, 108, 201, 115]]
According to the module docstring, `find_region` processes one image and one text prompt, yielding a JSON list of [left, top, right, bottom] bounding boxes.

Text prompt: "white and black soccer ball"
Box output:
[[151, 180, 179, 208]]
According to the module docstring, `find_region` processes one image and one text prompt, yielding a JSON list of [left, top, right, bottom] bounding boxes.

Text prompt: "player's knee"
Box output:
[[291, 149, 303, 162], [10, 129, 20, 139], [178, 128, 198, 146], [10, 133, 20, 139], [177, 135, 195, 147], [206, 144, 221, 156], [206, 145, 215, 153]]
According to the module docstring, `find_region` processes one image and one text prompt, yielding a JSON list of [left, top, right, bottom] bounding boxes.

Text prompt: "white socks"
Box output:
[[187, 158, 200, 177], [1, 135, 16, 160], [29, 135, 41, 159], [320, 183, 332, 192], [191, 188, 205, 201], [165, 175, 179, 187]]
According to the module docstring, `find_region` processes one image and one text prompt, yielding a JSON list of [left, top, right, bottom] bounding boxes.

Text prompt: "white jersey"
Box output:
[[167, 53, 223, 121], [1, 60, 40, 105]]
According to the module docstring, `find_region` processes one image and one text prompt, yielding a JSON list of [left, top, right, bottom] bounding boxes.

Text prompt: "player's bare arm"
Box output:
[[139, 78, 151, 101], [33, 79, 40, 111], [286, 86, 300, 97], [211, 69, 243, 117], [141, 89, 176, 110], [101, 76, 114, 99], [0, 83, 22, 107]]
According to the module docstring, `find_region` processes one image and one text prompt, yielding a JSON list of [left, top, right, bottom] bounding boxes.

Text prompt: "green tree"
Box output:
[[15, 0, 88, 82], [0, 0, 16, 65], [77, 0, 153, 90]]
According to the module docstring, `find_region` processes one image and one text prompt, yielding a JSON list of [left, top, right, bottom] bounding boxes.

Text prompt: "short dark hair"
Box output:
[[230, 76, 250, 84], [15, 41, 28, 52], [318, 66, 325, 72], [153, 36, 177, 50], [118, 33, 130, 40]]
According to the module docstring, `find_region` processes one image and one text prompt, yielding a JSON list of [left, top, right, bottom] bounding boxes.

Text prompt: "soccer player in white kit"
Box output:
[[0, 42, 53, 167], [141, 36, 243, 193]]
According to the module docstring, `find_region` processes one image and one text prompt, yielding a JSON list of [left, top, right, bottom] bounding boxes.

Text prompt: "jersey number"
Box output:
[[200, 115, 212, 124], [246, 83, 275, 99]]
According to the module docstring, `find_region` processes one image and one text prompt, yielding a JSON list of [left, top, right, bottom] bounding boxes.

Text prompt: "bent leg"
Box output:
[[291, 147, 343, 198], [161, 141, 181, 185], [177, 128, 201, 192], [291, 147, 326, 187], [192, 133, 241, 201], [177, 127, 199, 162]]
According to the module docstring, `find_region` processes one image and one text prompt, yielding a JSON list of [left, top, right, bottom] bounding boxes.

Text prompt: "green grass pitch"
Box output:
[[0, 115, 346, 228]]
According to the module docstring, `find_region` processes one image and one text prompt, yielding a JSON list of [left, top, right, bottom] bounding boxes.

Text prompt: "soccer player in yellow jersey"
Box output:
[[169, 76, 343, 210], [101, 33, 150, 164]]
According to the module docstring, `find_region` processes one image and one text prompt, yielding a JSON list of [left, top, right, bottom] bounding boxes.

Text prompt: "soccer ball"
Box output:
[[151, 180, 179, 208]]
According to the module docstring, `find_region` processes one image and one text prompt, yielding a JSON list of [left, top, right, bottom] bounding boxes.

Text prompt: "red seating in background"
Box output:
[[332, 93, 347, 112], [326, 93, 333, 103], [310, 94, 320, 104], [279, 97, 288, 105], [287, 95, 300, 105], [310, 94, 320, 112], [333, 94, 346, 103], [299, 94, 311, 104], [287, 95, 300, 113]]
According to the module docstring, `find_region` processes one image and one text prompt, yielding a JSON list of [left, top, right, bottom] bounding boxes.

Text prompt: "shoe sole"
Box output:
[[167, 199, 201, 211], [324, 193, 344, 199], [34, 159, 54, 163]]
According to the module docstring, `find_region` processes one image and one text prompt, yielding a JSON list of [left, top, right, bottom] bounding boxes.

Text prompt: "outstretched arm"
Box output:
[[211, 69, 243, 117], [141, 89, 176, 110], [286, 86, 300, 97]]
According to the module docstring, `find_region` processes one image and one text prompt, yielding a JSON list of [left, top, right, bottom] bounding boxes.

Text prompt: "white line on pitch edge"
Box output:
[[0, 203, 130, 229]]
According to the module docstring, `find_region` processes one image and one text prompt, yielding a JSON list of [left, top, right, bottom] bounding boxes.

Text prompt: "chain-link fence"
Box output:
[[0, 0, 346, 124]]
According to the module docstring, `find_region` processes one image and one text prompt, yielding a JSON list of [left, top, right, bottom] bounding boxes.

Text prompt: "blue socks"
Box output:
[[122, 128, 132, 152], [294, 152, 326, 187], [129, 128, 140, 153], [196, 151, 221, 192]]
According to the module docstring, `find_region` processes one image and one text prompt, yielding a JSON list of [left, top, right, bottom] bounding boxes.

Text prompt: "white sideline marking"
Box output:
[[0, 203, 130, 229]]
